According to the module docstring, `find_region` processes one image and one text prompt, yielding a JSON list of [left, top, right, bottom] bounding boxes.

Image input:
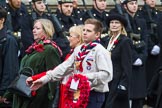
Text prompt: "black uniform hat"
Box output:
[[58, 0, 73, 4], [107, 14, 127, 27], [32, 0, 42, 2], [122, 0, 137, 4]]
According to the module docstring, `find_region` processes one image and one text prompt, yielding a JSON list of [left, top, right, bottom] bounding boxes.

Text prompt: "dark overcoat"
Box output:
[[101, 35, 132, 108], [12, 42, 61, 108]]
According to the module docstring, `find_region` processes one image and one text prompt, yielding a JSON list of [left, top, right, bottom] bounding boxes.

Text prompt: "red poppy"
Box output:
[[64, 74, 90, 108], [114, 39, 119, 45]]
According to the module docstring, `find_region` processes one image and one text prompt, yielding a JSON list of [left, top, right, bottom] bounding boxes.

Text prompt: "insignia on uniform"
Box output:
[[138, 27, 141, 31], [106, 14, 109, 16], [86, 66, 91, 70], [80, 18, 82, 21]]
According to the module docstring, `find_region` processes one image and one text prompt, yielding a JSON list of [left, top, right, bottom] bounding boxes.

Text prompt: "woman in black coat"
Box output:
[[101, 14, 132, 108]]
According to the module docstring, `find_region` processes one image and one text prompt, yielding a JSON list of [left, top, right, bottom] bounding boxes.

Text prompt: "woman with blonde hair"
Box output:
[[26, 25, 84, 108], [101, 14, 132, 108], [13, 18, 62, 108]]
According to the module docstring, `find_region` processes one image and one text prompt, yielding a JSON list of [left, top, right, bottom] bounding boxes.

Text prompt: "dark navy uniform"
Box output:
[[54, 6, 83, 60], [72, 7, 84, 22], [55, 9, 83, 32], [138, 4, 162, 107], [127, 13, 148, 108], [138, 4, 162, 86], [82, 8, 109, 33], [0, 26, 19, 107], [1, 2, 33, 57]]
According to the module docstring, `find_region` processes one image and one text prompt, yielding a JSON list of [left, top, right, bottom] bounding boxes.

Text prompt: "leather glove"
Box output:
[[133, 58, 142, 66], [151, 45, 160, 55]]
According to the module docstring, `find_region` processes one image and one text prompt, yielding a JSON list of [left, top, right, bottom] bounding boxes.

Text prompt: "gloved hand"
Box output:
[[133, 58, 142, 66], [151, 45, 160, 55]]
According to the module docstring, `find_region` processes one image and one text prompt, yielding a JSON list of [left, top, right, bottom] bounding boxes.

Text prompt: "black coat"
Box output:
[[127, 13, 148, 99], [0, 27, 19, 96], [55, 9, 83, 32], [138, 5, 162, 50], [101, 35, 132, 108], [82, 8, 109, 33], [138, 6, 162, 88]]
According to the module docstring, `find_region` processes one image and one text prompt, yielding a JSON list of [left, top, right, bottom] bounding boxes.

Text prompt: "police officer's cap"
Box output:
[[58, 0, 73, 4], [107, 14, 127, 27], [122, 0, 137, 4]]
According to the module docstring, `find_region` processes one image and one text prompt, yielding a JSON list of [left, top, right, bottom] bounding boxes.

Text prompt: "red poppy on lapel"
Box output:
[[114, 39, 119, 45]]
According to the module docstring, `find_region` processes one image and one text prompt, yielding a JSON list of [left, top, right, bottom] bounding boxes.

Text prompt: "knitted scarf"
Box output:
[[76, 39, 100, 72], [25, 36, 62, 57]]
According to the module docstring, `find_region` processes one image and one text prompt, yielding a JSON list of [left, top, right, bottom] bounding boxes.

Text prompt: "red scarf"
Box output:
[[25, 37, 62, 57]]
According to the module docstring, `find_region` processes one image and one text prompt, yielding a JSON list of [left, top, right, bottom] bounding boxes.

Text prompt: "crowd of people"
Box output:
[[0, 0, 162, 108]]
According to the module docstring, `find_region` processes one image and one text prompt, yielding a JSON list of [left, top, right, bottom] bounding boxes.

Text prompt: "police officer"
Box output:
[[123, 0, 148, 107], [82, 0, 109, 34], [0, 6, 19, 108]]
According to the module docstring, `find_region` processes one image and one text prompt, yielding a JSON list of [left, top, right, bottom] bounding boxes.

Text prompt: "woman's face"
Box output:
[[33, 21, 46, 41], [68, 32, 80, 48], [109, 20, 122, 33]]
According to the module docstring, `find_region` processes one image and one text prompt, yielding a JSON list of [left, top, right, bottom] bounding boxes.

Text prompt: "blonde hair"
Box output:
[[34, 19, 55, 39], [69, 25, 83, 45]]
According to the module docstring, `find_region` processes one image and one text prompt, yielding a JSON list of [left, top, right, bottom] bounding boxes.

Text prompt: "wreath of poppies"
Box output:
[[64, 74, 91, 108]]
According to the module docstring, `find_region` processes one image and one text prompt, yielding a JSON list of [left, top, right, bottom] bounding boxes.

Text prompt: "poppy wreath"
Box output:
[[64, 74, 91, 108]]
